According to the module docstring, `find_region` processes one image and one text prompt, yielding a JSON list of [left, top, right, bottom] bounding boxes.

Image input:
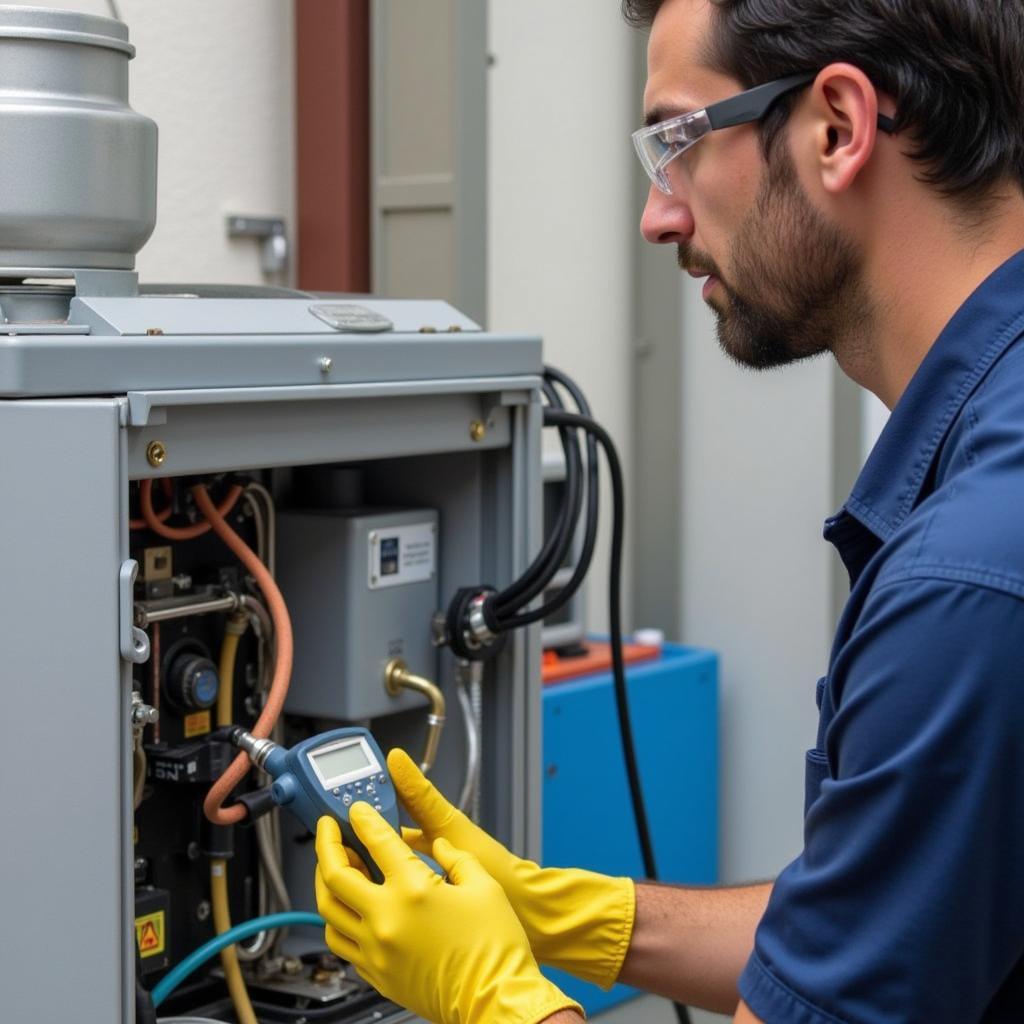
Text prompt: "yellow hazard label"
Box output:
[[135, 911, 166, 958], [184, 710, 211, 739]]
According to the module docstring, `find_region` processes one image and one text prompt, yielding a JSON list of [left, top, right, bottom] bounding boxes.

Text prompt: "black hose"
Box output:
[[494, 405, 599, 629], [543, 408, 692, 1024], [494, 381, 583, 613], [494, 368, 601, 627]]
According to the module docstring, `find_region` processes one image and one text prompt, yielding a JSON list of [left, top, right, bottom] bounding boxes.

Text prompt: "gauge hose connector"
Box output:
[[444, 586, 507, 662], [229, 726, 279, 771]]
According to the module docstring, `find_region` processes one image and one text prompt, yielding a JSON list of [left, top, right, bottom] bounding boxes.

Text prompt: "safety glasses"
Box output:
[[633, 73, 815, 194], [634, 71, 897, 194]]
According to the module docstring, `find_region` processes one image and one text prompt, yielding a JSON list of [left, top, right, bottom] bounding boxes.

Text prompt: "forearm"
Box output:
[[617, 880, 772, 1014], [541, 1013, 584, 1023]]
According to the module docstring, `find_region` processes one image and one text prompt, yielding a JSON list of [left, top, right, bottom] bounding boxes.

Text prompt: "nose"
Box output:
[[640, 183, 695, 245]]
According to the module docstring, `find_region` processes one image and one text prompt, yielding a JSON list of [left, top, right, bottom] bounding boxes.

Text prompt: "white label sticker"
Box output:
[[368, 522, 436, 589]]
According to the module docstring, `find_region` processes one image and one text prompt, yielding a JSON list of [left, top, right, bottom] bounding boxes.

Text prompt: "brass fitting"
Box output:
[[383, 658, 446, 773]]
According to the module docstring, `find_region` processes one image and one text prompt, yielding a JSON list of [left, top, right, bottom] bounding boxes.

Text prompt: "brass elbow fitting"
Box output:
[[383, 658, 446, 773]]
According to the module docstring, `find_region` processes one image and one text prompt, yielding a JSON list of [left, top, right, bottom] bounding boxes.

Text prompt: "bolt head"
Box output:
[[146, 441, 167, 468], [318, 356, 333, 373], [469, 420, 486, 443]]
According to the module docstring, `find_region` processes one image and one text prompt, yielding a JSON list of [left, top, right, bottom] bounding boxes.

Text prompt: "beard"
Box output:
[[678, 144, 871, 371]]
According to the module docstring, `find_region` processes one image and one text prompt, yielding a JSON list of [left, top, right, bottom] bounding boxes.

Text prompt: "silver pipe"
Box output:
[[135, 593, 238, 627], [242, 490, 267, 571], [245, 482, 277, 578], [255, 813, 292, 912], [470, 672, 483, 822], [455, 660, 483, 816], [238, 594, 273, 651]]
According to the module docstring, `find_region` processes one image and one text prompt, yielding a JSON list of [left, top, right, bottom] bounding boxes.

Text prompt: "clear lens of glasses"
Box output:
[[632, 107, 712, 194]]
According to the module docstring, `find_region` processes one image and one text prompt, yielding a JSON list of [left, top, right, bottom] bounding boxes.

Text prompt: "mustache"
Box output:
[[676, 243, 721, 278]]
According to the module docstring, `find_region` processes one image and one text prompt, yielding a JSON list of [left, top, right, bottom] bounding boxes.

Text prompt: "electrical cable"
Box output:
[[130, 477, 174, 530], [150, 912, 324, 1008], [543, 408, 692, 1024], [493, 371, 600, 629], [491, 367, 600, 627], [193, 483, 293, 826], [493, 380, 583, 614], [140, 478, 244, 541]]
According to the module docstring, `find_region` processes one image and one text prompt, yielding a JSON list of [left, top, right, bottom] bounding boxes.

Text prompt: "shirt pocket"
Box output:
[[805, 747, 831, 816]]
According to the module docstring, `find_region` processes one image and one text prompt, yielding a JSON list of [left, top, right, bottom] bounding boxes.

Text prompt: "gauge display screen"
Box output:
[[310, 742, 372, 785]]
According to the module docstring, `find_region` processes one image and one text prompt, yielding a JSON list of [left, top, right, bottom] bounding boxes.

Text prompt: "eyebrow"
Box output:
[[644, 101, 699, 128]]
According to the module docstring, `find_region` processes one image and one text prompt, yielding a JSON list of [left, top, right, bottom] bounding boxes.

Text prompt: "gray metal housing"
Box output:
[[0, 288, 543, 1023]]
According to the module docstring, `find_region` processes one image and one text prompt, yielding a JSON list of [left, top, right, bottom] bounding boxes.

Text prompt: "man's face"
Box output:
[[641, 0, 867, 369]]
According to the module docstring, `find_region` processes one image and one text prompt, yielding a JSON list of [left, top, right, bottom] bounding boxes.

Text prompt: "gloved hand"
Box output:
[[315, 805, 582, 1024], [388, 748, 636, 989]]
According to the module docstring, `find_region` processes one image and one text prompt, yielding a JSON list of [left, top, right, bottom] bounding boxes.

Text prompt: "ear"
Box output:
[[807, 63, 880, 195]]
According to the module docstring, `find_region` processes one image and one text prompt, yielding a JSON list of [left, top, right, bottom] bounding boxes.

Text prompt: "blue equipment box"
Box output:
[[541, 642, 718, 1016]]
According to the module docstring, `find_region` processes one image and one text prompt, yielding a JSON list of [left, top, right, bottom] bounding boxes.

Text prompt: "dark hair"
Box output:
[[622, 0, 1024, 205]]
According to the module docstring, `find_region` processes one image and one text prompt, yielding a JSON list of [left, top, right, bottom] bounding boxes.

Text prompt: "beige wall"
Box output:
[[488, 0, 638, 631]]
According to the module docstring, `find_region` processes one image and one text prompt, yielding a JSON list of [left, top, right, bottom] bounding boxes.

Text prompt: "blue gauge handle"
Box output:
[[234, 726, 399, 883]]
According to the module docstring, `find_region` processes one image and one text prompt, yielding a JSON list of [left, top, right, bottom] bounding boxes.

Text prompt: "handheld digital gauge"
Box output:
[[231, 726, 399, 883]]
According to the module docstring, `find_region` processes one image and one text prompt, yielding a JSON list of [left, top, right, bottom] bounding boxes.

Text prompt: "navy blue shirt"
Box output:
[[738, 250, 1024, 1023]]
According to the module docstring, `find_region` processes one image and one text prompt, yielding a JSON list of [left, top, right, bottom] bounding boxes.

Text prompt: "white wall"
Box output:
[[678, 288, 836, 883], [28, 0, 295, 285], [487, 0, 637, 631]]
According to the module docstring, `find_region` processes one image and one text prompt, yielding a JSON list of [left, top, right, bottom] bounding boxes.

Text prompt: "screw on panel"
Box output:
[[469, 420, 486, 442], [146, 440, 167, 467], [318, 356, 333, 374], [196, 900, 211, 921]]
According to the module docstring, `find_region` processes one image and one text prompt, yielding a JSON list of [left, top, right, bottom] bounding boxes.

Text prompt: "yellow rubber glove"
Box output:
[[388, 748, 635, 990], [315, 805, 583, 1024]]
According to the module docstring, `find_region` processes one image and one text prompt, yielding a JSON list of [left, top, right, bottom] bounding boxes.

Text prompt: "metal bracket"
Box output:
[[119, 559, 150, 664], [226, 215, 289, 274], [480, 390, 528, 427]]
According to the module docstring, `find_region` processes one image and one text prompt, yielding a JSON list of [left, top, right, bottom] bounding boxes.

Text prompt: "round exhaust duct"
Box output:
[[0, 5, 157, 276]]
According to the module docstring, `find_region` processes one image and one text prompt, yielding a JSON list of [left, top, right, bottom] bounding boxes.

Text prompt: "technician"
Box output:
[[316, 1, 1024, 1021]]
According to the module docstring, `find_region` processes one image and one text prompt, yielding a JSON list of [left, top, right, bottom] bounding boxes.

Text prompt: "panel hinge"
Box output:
[[119, 559, 150, 664]]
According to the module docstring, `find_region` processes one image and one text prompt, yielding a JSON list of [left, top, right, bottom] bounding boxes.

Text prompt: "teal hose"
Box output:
[[150, 911, 324, 1008]]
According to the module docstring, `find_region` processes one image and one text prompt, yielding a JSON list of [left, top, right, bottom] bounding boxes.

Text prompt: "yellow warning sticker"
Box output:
[[135, 911, 165, 958], [184, 710, 211, 739]]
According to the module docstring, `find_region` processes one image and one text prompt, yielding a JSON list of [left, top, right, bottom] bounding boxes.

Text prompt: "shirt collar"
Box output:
[[836, 248, 1024, 544]]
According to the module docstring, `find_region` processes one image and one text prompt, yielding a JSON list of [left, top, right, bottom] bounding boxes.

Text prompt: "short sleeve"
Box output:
[[739, 577, 1024, 1024]]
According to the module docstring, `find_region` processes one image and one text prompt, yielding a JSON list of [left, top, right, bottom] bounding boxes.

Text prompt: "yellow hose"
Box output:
[[217, 613, 249, 728], [212, 614, 256, 1024], [211, 859, 257, 1024]]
